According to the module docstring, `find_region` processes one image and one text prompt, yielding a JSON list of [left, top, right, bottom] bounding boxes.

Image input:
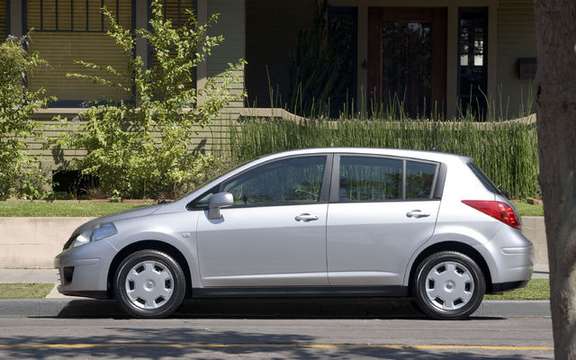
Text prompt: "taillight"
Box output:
[[462, 200, 521, 229]]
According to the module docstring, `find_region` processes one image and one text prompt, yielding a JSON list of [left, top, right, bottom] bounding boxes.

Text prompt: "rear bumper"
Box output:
[[488, 227, 534, 285], [489, 280, 529, 294]]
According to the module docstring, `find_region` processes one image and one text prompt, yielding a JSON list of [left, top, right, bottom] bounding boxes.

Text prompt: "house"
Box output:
[[1, 0, 536, 166]]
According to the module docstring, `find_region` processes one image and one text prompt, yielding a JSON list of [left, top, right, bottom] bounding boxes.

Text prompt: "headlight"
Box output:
[[71, 223, 117, 248], [91, 223, 118, 242]]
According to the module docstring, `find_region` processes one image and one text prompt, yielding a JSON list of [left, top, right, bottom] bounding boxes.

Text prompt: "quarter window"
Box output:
[[222, 156, 326, 207], [406, 161, 438, 199], [339, 156, 403, 201]]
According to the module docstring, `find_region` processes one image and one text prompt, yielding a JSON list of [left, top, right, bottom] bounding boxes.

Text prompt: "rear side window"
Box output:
[[406, 161, 438, 199], [339, 156, 403, 201], [467, 162, 502, 195]]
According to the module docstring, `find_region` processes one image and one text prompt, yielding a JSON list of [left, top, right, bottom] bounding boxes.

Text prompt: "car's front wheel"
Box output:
[[115, 249, 186, 318], [413, 251, 486, 320]]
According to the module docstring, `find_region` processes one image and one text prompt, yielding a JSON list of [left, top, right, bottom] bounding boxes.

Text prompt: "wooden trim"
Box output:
[[367, 7, 381, 100], [431, 8, 447, 114], [367, 7, 447, 116]]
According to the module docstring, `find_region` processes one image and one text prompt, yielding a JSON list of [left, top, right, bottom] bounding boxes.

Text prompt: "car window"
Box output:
[[467, 162, 503, 195], [406, 161, 438, 199], [339, 156, 403, 201], [188, 185, 219, 209], [222, 156, 326, 207]]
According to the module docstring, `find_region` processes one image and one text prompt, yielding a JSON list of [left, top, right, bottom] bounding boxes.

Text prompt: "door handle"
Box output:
[[406, 210, 431, 219], [295, 213, 319, 222]]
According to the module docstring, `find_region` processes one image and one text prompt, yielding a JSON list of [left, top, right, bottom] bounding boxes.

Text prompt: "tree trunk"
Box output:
[[534, 1, 576, 358]]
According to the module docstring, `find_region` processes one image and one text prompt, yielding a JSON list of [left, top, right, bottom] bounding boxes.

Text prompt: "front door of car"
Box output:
[[327, 155, 441, 286], [196, 155, 331, 287]]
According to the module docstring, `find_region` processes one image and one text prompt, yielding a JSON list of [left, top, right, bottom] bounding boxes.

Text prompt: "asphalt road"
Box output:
[[0, 306, 553, 359]]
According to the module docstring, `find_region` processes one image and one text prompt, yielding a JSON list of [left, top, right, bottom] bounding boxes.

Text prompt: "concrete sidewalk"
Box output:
[[0, 269, 58, 284]]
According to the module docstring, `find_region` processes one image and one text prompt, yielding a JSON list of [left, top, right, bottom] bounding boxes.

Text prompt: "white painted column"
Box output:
[[135, 0, 150, 67]]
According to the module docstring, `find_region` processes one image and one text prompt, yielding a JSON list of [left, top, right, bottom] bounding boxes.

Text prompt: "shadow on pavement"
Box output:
[[0, 326, 534, 360], [51, 298, 505, 320]]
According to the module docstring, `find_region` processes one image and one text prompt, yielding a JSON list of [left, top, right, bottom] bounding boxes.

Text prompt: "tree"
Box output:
[[0, 36, 49, 199], [60, 0, 244, 199], [534, 0, 576, 358]]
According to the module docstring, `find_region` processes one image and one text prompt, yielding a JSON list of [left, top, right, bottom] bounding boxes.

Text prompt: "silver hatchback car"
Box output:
[[55, 148, 533, 319]]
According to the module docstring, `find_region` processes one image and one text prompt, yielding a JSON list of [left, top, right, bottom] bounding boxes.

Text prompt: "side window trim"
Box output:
[[330, 153, 444, 204], [433, 163, 447, 200], [187, 154, 332, 210], [405, 159, 440, 200]]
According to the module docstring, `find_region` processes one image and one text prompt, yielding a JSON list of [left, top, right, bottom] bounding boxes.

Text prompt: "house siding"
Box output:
[[26, 0, 133, 103], [203, 0, 246, 149], [27, 117, 231, 170], [28, 0, 246, 169], [497, 0, 537, 117]]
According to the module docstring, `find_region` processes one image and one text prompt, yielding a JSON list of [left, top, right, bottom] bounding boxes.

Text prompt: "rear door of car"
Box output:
[[326, 154, 443, 286]]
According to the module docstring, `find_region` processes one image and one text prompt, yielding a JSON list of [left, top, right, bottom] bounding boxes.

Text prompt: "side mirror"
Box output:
[[207, 192, 234, 220]]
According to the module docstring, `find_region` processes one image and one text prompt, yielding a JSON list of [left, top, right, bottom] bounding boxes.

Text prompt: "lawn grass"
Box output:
[[512, 200, 544, 216], [0, 283, 54, 299], [0, 200, 154, 217], [486, 279, 549, 301]]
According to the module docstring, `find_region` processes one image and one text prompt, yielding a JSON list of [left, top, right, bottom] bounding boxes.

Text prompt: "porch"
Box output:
[[2, 0, 536, 118], [246, 0, 536, 119]]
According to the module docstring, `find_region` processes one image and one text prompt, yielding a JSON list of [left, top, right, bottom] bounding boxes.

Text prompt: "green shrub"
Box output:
[[58, 1, 244, 199], [230, 118, 539, 199], [0, 37, 50, 200]]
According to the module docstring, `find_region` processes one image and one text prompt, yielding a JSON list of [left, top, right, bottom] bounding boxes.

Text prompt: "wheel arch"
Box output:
[[107, 240, 193, 298], [407, 241, 494, 294]]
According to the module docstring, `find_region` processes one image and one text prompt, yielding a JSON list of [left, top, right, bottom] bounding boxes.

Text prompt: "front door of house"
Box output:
[[368, 8, 447, 118]]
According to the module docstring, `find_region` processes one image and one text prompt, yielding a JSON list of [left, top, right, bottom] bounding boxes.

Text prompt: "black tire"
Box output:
[[413, 251, 486, 320], [115, 249, 186, 318]]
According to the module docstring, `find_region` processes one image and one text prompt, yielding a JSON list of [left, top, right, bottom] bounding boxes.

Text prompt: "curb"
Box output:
[[0, 299, 550, 319]]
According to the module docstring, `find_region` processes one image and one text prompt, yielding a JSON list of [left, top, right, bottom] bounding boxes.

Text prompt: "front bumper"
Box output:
[[54, 239, 118, 298]]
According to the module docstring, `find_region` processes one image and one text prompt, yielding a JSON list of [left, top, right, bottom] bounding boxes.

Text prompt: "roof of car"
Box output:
[[258, 148, 471, 164]]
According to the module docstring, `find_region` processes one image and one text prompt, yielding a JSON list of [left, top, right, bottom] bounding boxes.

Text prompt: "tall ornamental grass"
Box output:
[[230, 118, 539, 199]]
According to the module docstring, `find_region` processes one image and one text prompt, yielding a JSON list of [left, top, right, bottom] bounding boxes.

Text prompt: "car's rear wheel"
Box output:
[[115, 249, 186, 318], [413, 251, 485, 320]]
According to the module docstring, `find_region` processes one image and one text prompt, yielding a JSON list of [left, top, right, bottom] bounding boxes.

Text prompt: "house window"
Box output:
[[161, 0, 195, 27], [27, 0, 126, 32], [458, 8, 488, 119]]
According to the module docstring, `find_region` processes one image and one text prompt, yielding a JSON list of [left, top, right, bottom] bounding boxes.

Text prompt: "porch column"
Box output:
[[135, 0, 151, 67], [487, 3, 498, 108], [196, 0, 208, 93], [9, 0, 24, 36], [357, 0, 368, 103], [446, 5, 458, 118]]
